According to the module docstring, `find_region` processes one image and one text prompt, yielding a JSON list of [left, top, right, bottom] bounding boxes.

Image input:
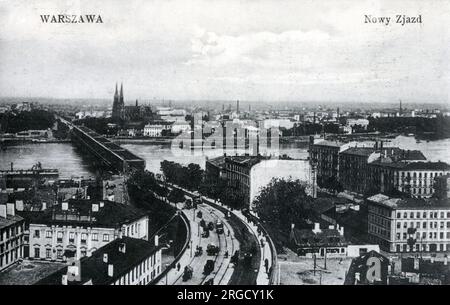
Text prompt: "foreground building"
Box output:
[[367, 194, 450, 253], [0, 203, 25, 271], [37, 236, 162, 285], [22, 199, 149, 261]]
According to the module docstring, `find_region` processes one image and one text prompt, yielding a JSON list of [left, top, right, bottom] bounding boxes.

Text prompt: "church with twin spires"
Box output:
[[112, 83, 125, 120]]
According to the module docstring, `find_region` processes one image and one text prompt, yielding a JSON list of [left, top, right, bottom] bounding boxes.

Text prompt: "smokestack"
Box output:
[[10, 162, 13, 171], [237, 100, 240, 113]]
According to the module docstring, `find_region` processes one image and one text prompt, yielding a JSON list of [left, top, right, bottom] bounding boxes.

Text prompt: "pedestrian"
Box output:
[[177, 262, 181, 272], [264, 258, 269, 273]]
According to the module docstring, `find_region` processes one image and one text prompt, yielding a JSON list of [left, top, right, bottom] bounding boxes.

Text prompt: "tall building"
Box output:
[[112, 83, 124, 120], [0, 203, 25, 271], [367, 194, 450, 253]]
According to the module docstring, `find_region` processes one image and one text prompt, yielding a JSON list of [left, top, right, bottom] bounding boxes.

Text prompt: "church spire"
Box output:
[[114, 83, 118, 96], [120, 83, 123, 99]]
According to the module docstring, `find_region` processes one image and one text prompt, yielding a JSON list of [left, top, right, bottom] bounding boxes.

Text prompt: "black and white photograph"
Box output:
[[1, 0, 450, 293]]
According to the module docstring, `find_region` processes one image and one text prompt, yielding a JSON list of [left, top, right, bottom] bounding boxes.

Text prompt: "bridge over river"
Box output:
[[59, 118, 145, 174]]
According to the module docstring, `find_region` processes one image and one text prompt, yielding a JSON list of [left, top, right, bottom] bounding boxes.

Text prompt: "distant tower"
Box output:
[[112, 83, 120, 119], [337, 107, 340, 119], [399, 100, 402, 116], [136, 99, 138, 107], [112, 82, 125, 120], [237, 100, 240, 113]]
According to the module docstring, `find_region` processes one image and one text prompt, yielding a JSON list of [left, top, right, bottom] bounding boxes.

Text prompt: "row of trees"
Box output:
[[160, 160, 204, 191], [0, 109, 55, 133], [368, 116, 450, 138]]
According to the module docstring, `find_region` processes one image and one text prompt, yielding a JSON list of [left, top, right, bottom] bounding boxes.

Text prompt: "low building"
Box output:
[[21, 199, 149, 261], [367, 194, 450, 253], [0, 203, 25, 271], [289, 223, 348, 257], [36, 236, 162, 285], [143, 122, 172, 137]]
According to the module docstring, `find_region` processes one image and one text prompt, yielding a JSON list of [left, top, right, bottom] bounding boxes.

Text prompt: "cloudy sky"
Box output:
[[0, 0, 449, 103]]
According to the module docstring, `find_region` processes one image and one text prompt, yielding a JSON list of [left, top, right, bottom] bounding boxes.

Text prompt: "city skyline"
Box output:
[[0, 0, 449, 103]]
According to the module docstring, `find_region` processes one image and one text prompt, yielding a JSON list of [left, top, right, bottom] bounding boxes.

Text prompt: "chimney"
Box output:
[[312, 223, 321, 234], [0, 204, 6, 218], [62, 202, 68, 211], [414, 258, 420, 270], [15, 200, 24, 211], [10, 162, 13, 171], [41, 202, 47, 211], [108, 264, 114, 277], [6, 203, 15, 216], [92, 204, 99, 212], [62, 274, 68, 285], [154, 234, 159, 246], [103, 253, 108, 263], [119, 243, 126, 254]]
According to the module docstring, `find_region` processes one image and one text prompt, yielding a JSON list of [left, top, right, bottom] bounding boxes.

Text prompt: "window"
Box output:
[[92, 233, 98, 241], [423, 212, 427, 218], [57, 249, 63, 259], [440, 222, 445, 229], [81, 250, 87, 257], [403, 233, 407, 239], [34, 230, 40, 238], [416, 212, 420, 218], [69, 232, 75, 243], [103, 234, 110, 242], [34, 247, 40, 258], [403, 222, 407, 228], [410, 212, 414, 218], [423, 222, 427, 229], [396, 233, 401, 240], [81, 233, 87, 244], [397, 222, 401, 229], [46, 248, 51, 259], [57, 232, 63, 243], [403, 212, 407, 218], [46, 231, 52, 238]]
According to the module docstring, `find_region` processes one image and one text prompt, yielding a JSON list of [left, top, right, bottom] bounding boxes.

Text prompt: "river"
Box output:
[[1, 135, 449, 177]]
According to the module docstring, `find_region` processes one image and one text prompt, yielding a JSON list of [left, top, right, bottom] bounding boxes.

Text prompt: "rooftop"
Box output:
[[367, 194, 450, 210], [18, 199, 147, 228], [0, 214, 24, 230], [36, 237, 162, 285], [313, 140, 344, 148]]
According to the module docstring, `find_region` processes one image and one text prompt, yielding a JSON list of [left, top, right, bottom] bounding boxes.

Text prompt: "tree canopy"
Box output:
[[253, 178, 313, 236]]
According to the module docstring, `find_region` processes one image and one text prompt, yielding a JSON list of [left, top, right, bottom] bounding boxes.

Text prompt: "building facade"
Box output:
[[367, 194, 450, 253], [24, 199, 149, 261], [37, 236, 162, 285], [0, 203, 25, 271]]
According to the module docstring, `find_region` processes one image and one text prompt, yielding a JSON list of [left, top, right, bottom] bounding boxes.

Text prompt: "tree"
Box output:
[[253, 178, 313, 236], [168, 188, 185, 205]]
